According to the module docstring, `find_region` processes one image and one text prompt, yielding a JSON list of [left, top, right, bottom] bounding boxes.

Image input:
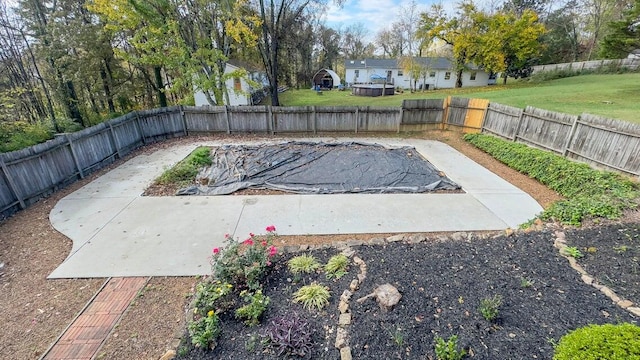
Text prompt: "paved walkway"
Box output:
[[48, 138, 543, 278], [42, 277, 148, 360]]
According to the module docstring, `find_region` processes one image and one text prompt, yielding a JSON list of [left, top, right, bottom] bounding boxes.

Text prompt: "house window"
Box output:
[[470, 72, 477, 81], [429, 71, 436, 77], [398, 70, 403, 76], [444, 72, 451, 80], [354, 69, 359, 78], [233, 77, 241, 91]]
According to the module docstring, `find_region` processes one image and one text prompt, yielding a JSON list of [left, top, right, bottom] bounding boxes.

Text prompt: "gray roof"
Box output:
[[344, 57, 480, 70]]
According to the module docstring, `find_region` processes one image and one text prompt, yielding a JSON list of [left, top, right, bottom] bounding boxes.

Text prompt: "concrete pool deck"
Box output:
[[48, 138, 543, 278]]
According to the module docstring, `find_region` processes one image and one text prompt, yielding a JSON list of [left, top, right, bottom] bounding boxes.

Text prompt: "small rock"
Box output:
[[627, 307, 640, 317], [617, 300, 634, 309], [369, 237, 385, 245], [353, 256, 364, 266], [407, 235, 426, 244], [340, 290, 353, 302], [159, 350, 176, 360], [346, 240, 365, 247], [341, 248, 355, 258], [299, 245, 309, 251], [335, 327, 348, 348], [508, 333, 516, 338], [600, 286, 617, 300], [349, 279, 359, 292], [451, 232, 468, 241], [339, 313, 352, 326], [554, 231, 566, 241], [581, 274, 593, 285], [386, 234, 405, 242], [338, 300, 349, 314], [340, 346, 352, 360], [357, 273, 366, 283]]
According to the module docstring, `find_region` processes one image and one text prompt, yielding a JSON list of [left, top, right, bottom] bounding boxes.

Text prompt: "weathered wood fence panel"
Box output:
[[68, 124, 119, 173], [567, 114, 640, 175], [516, 106, 577, 153], [0, 164, 17, 213], [483, 103, 523, 140], [229, 106, 270, 133], [315, 106, 357, 132], [445, 97, 470, 129], [401, 99, 444, 124], [358, 107, 400, 132], [182, 106, 228, 133], [138, 106, 186, 140], [109, 112, 145, 153], [273, 107, 314, 132]]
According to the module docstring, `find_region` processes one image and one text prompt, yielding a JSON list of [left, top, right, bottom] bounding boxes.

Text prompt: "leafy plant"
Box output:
[[325, 254, 349, 279], [553, 323, 640, 360], [288, 254, 321, 275], [479, 295, 503, 322], [564, 246, 584, 259], [434, 334, 467, 360], [464, 133, 638, 225], [261, 313, 314, 357], [520, 277, 535, 288], [386, 326, 404, 347], [211, 228, 279, 290], [157, 146, 212, 185], [293, 283, 330, 311], [188, 310, 221, 349], [235, 289, 270, 326], [192, 280, 234, 317]]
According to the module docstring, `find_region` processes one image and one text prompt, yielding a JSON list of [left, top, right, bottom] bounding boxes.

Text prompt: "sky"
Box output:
[[322, 0, 494, 41]]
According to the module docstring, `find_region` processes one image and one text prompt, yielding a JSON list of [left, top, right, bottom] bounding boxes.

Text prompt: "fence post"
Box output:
[[268, 106, 275, 135], [355, 106, 360, 133], [512, 108, 526, 142], [180, 105, 189, 135], [441, 96, 450, 130], [478, 101, 489, 133], [224, 106, 231, 134], [107, 123, 122, 160], [563, 116, 580, 157], [354, 107, 358, 133], [65, 134, 85, 179], [312, 106, 317, 135], [135, 111, 146, 145], [397, 106, 403, 133], [0, 157, 25, 209]]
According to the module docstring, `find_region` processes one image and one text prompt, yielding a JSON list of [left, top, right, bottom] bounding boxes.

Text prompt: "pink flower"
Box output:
[[265, 225, 276, 232], [267, 261, 272, 266], [213, 247, 220, 254], [224, 233, 229, 238], [249, 232, 255, 237], [243, 238, 254, 246], [268, 245, 277, 257], [261, 241, 267, 247]]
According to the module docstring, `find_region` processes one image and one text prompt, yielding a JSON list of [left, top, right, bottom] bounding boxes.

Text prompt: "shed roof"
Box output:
[[313, 68, 341, 85]]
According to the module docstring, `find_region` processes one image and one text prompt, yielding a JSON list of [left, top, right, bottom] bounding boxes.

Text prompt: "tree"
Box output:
[[317, 25, 341, 69], [375, 25, 405, 58], [540, 1, 585, 63], [502, 0, 550, 16], [599, 0, 640, 58], [341, 23, 375, 59]]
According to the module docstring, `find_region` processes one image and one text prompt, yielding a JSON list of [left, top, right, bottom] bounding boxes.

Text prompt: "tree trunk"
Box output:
[[100, 62, 116, 113], [456, 69, 463, 88], [153, 66, 168, 107]]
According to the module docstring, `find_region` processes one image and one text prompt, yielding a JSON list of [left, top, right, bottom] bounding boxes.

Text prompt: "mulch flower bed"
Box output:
[[176, 224, 640, 359]]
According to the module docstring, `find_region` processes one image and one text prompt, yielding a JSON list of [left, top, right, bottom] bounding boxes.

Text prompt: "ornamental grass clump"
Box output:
[[288, 254, 321, 275], [553, 323, 640, 359], [464, 133, 639, 225], [293, 282, 331, 311], [324, 254, 349, 279], [479, 295, 503, 322]]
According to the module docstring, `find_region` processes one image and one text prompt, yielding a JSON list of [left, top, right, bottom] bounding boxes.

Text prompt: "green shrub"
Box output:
[[0, 121, 53, 153], [157, 146, 212, 185], [293, 283, 330, 311], [464, 133, 638, 225], [324, 254, 349, 279], [434, 334, 467, 360], [235, 289, 270, 326], [553, 323, 640, 360], [479, 295, 503, 322], [188, 309, 221, 349]]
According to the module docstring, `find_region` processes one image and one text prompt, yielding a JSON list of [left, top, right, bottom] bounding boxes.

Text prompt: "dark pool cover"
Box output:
[[177, 142, 460, 195]]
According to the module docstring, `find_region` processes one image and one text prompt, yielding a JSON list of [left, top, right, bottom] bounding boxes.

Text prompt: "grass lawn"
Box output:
[[278, 73, 640, 124]]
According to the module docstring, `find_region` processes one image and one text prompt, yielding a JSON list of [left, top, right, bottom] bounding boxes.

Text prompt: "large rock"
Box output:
[[356, 283, 401, 312]]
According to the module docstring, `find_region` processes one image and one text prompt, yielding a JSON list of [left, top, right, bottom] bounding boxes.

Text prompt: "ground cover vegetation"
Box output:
[[155, 146, 212, 186], [464, 133, 639, 225], [3, 0, 640, 150]]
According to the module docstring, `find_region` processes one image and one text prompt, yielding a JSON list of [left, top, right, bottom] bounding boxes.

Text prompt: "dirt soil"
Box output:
[[175, 227, 640, 360], [1, 130, 632, 360]]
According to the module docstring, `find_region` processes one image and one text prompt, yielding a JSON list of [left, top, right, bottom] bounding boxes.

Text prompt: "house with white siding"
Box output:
[[194, 61, 269, 106], [344, 58, 493, 90]]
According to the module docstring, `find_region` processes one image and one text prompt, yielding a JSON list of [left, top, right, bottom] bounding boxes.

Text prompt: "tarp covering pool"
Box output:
[[177, 142, 461, 195]]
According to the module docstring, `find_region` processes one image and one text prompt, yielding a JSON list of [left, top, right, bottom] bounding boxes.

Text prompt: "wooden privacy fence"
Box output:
[[1, 97, 638, 219]]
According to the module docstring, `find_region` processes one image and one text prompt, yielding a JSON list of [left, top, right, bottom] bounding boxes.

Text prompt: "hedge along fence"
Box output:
[[0, 98, 638, 219]]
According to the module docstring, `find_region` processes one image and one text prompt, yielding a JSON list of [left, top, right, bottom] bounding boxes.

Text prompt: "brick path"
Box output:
[[43, 277, 148, 360]]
